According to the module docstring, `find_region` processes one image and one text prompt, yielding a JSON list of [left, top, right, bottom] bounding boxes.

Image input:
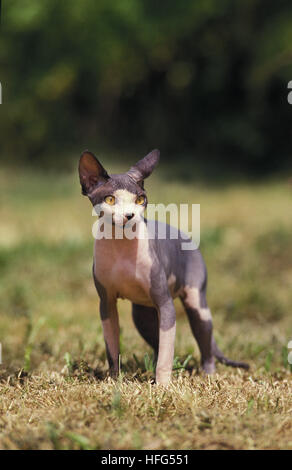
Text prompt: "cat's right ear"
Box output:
[[78, 151, 109, 195], [127, 149, 160, 183]]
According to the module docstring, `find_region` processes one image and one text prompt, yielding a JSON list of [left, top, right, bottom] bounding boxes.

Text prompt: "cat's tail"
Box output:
[[212, 337, 250, 370]]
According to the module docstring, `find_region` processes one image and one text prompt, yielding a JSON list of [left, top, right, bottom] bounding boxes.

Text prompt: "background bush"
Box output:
[[1, 0, 292, 173]]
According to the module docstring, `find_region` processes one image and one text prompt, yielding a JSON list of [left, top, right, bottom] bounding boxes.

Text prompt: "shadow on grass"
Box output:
[[0, 353, 201, 386]]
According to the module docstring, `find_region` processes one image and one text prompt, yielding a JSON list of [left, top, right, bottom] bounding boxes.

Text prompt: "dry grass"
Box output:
[[0, 163, 291, 449], [1, 371, 292, 450]]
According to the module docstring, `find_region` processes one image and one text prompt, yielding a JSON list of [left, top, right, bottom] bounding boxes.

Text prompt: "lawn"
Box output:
[[0, 160, 291, 450]]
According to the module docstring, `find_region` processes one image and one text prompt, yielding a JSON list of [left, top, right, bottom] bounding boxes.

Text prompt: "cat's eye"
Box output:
[[104, 195, 115, 205], [136, 195, 146, 205]]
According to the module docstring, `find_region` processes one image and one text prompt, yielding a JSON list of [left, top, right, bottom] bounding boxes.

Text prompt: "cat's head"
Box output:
[[78, 149, 160, 226]]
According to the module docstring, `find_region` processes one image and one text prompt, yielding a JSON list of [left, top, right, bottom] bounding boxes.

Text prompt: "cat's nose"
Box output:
[[125, 213, 134, 221]]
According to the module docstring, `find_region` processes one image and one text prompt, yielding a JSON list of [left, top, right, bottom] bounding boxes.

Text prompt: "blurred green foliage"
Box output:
[[1, 0, 292, 172]]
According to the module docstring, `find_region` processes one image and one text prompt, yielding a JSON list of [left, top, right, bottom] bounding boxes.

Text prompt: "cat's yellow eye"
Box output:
[[136, 195, 146, 205], [104, 195, 115, 205]]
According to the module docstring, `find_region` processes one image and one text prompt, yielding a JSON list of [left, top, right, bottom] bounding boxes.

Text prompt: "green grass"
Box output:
[[0, 164, 291, 449]]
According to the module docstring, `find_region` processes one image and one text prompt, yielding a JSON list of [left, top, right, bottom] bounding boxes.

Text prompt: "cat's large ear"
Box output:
[[78, 150, 109, 195], [127, 149, 160, 183]]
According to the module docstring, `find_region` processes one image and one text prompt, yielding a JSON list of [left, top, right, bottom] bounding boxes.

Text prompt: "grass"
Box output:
[[0, 162, 291, 450]]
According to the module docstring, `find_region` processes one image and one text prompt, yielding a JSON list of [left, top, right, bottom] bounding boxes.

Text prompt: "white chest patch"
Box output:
[[94, 223, 153, 306]]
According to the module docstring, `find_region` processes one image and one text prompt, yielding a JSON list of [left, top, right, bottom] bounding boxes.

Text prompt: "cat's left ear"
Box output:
[[127, 149, 160, 183], [78, 150, 109, 195]]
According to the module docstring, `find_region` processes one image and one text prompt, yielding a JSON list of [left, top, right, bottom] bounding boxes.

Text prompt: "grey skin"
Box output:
[[79, 149, 249, 385]]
